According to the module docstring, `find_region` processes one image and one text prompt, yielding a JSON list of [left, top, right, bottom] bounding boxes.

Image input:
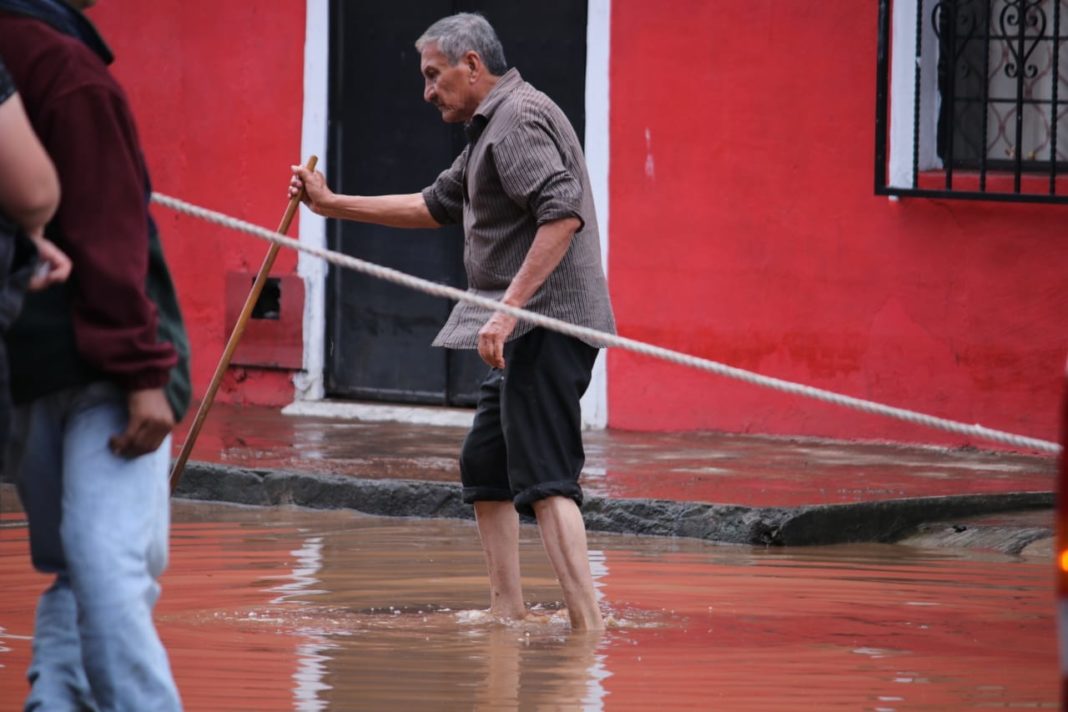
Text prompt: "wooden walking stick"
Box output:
[[169, 155, 318, 493]]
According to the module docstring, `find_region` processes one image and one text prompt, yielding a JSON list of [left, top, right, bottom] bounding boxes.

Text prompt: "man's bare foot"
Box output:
[[456, 607, 527, 625], [565, 606, 605, 632], [489, 605, 528, 624]]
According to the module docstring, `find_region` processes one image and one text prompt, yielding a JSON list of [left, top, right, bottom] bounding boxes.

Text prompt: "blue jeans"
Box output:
[[8, 382, 181, 712]]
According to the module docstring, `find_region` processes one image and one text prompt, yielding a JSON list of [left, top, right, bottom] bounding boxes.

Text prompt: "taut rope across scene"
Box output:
[[150, 191, 1063, 457]]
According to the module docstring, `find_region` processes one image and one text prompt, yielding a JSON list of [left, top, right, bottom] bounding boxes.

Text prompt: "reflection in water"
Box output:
[[276, 535, 329, 712], [0, 495, 1057, 711], [468, 626, 607, 711]]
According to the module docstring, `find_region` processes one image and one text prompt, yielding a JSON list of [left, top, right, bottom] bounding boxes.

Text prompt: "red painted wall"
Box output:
[[608, 1, 1068, 447], [91, 1, 307, 407], [87, 1, 1067, 445]]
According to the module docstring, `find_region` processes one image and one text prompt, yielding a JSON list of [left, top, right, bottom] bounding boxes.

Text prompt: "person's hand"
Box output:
[[289, 165, 333, 215], [477, 312, 518, 369], [109, 388, 175, 458], [27, 235, 71, 291]]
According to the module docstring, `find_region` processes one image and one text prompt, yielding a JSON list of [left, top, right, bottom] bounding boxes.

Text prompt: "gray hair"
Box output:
[[415, 13, 508, 75]]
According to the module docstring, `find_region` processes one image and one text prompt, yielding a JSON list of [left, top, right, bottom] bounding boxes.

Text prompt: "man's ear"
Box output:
[[464, 51, 482, 78]]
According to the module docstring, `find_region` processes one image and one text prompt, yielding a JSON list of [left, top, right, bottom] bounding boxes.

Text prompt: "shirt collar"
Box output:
[[464, 68, 522, 143], [0, 0, 113, 64]]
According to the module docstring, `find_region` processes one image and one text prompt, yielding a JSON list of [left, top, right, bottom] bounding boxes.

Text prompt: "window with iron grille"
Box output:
[[875, 0, 1068, 202]]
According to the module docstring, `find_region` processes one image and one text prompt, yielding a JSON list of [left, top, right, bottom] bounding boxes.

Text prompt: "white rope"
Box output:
[[150, 192, 1063, 455]]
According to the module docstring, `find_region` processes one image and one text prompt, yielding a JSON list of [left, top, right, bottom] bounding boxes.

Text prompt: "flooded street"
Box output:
[[0, 496, 1056, 710]]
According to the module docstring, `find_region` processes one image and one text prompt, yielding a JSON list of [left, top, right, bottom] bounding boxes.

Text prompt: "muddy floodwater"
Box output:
[[0, 497, 1057, 711]]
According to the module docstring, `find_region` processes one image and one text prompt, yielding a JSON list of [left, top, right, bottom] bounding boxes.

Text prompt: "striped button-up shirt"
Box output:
[[422, 68, 615, 349]]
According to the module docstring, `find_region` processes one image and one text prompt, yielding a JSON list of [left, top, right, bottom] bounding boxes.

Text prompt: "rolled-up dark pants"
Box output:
[[459, 327, 598, 517]]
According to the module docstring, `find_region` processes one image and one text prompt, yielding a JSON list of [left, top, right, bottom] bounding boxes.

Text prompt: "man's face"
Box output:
[[420, 42, 477, 123]]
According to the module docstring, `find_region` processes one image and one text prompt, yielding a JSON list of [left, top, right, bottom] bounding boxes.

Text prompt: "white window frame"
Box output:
[[887, 0, 943, 188]]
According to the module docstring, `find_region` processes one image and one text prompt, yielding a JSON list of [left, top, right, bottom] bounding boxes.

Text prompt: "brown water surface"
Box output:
[[0, 497, 1056, 710]]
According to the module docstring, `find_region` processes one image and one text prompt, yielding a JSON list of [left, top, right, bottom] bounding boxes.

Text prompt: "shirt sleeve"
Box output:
[[421, 147, 467, 226], [40, 82, 176, 391], [491, 117, 585, 229], [0, 59, 15, 105]]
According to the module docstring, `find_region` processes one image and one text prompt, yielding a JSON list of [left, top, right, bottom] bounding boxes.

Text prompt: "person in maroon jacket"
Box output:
[[0, 1, 190, 709]]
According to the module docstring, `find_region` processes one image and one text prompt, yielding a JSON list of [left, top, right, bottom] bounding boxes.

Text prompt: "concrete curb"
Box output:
[[901, 521, 1053, 556], [174, 462, 1054, 546]]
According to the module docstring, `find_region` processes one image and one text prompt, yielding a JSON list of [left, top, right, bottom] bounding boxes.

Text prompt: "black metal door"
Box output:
[[326, 0, 587, 406]]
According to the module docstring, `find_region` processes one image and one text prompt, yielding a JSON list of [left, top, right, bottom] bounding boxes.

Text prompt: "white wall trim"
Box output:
[[294, 0, 329, 402], [581, 0, 611, 429], [283, 400, 475, 428]]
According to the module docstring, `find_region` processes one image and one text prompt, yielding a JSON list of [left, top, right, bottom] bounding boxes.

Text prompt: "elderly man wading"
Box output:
[[291, 12, 615, 630]]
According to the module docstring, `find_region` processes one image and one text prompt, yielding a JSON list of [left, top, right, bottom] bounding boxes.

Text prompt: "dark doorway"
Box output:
[[325, 0, 588, 406]]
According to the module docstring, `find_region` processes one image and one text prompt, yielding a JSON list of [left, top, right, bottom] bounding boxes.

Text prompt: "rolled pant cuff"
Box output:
[[462, 486, 513, 505], [513, 480, 584, 518]]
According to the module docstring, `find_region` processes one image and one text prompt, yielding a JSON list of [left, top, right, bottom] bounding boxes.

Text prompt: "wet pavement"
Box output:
[[173, 402, 1058, 507], [0, 496, 1056, 711], [168, 402, 1057, 547]]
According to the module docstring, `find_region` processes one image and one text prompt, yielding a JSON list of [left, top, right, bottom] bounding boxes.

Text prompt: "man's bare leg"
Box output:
[[531, 496, 604, 631], [473, 500, 526, 621]]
